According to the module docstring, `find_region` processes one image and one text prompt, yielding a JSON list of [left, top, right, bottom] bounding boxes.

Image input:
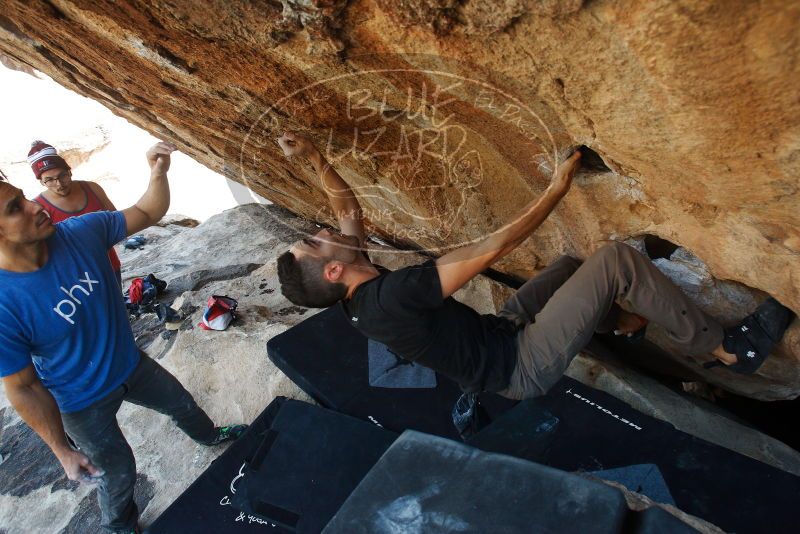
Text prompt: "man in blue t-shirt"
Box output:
[[0, 144, 246, 534]]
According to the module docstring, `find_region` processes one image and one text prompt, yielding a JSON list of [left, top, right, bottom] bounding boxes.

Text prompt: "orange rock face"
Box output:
[[0, 0, 797, 399]]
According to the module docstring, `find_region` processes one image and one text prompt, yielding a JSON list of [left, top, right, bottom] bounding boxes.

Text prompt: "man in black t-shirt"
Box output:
[[275, 132, 793, 399]]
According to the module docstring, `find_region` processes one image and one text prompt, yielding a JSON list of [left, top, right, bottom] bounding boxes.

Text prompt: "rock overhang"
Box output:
[[0, 0, 797, 398]]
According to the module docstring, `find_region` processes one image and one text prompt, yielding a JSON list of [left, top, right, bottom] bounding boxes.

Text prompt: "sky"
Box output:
[[0, 64, 267, 221]]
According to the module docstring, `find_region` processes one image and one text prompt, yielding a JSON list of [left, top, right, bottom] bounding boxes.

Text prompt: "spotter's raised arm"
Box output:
[[122, 141, 176, 236]]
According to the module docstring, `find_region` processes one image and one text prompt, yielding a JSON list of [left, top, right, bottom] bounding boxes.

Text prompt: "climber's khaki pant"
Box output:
[[497, 242, 724, 400]]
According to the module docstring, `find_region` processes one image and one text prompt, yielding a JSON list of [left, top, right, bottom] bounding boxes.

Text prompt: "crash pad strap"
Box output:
[[252, 500, 300, 529], [248, 429, 278, 471]]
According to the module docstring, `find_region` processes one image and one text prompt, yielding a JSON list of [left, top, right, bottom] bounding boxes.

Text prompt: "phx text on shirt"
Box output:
[[53, 271, 100, 324]]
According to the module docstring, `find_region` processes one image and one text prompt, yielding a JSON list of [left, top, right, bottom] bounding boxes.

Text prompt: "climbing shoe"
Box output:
[[704, 297, 794, 374], [206, 424, 248, 446]]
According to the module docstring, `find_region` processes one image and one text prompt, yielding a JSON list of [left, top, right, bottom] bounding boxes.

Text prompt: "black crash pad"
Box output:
[[146, 397, 289, 534], [323, 430, 630, 534], [266, 306, 516, 440], [146, 398, 396, 534], [467, 377, 800, 533], [231, 399, 397, 532], [634, 507, 700, 534]]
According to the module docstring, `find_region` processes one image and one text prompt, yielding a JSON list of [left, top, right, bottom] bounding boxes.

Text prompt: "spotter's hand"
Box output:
[[146, 141, 177, 175], [59, 449, 103, 483]]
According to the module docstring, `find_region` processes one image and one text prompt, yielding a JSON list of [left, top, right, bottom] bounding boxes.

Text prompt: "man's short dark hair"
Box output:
[[277, 250, 347, 308]]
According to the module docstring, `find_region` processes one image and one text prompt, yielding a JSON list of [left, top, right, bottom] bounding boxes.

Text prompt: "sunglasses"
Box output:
[[42, 170, 72, 186]]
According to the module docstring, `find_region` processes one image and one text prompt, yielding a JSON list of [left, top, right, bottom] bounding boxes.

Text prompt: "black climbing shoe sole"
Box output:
[[715, 298, 794, 374]]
